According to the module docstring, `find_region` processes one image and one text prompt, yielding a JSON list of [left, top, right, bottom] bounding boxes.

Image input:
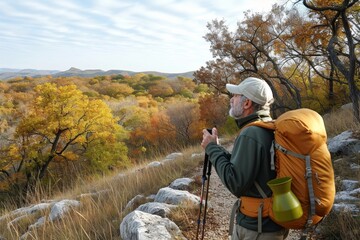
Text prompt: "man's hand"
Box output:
[[201, 127, 218, 149]]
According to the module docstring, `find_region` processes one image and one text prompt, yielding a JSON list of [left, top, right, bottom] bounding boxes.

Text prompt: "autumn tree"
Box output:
[[299, 0, 360, 121], [273, 7, 341, 105], [168, 77, 197, 98], [0, 83, 128, 202], [198, 94, 229, 129], [148, 82, 174, 98], [99, 82, 134, 98], [127, 111, 177, 159], [194, 59, 238, 96], [145, 111, 176, 150], [111, 99, 153, 130], [166, 101, 203, 145], [107, 95, 163, 159], [194, 5, 305, 111]]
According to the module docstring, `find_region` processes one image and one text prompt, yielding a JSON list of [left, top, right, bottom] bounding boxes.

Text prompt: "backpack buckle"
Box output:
[[305, 167, 312, 179]]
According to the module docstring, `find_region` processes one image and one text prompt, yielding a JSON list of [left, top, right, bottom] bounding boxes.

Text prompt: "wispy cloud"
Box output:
[[0, 0, 278, 72]]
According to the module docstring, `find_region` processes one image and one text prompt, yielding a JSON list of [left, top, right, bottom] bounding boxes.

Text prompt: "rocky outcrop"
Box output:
[[118, 153, 195, 239], [333, 179, 360, 214], [1, 199, 80, 239], [119, 176, 199, 240], [328, 130, 360, 156]]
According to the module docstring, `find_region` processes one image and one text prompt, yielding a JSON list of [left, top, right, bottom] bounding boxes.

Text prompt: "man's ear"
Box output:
[[243, 98, 253, 110]]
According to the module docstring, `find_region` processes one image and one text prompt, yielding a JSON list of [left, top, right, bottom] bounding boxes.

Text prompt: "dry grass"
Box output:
[[168, 201, 200, 239], [169, 200, 220, 240], [323, 107, 360, 137], [0, 145, 204, 239], [318, 211, 360, 240]]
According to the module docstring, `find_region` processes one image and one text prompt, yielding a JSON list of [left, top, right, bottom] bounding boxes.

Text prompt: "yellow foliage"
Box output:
[[62, 151, 79, 161], [0, 119, 9, 133], [8, 144, 21, 161], [9, 83, 128, 180]]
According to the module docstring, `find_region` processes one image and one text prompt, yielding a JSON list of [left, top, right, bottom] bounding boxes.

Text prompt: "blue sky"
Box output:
[[0, 0, 277, 73]]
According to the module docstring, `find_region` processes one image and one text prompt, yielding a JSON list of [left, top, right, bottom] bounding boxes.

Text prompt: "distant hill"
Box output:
[[0, 67, 195, 80], [0, 68, 60, 80]]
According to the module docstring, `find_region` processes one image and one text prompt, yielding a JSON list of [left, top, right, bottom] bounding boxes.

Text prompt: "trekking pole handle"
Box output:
[[202, 128, 212, 177]]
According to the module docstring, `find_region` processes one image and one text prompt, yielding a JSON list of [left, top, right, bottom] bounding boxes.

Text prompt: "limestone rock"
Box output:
[[154, 187, 199, 206], [120, 210, 186, 240], [49, 199, 80, 221], [328, 131, 360, 155]]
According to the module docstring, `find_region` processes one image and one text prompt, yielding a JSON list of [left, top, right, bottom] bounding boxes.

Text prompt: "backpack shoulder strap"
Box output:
[[244, 120, 276, 131], [243, 121, 276, 171]]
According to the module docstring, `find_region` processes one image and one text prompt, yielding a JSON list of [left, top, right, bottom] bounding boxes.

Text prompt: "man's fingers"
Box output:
[[212, 127, 218, 137]]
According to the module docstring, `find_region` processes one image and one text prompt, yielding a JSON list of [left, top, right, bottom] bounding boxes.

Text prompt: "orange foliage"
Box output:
[[199, 94, 229, 129]]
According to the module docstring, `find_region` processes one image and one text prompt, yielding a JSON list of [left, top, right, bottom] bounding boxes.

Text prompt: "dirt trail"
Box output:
[[190, 166, 302, 240]]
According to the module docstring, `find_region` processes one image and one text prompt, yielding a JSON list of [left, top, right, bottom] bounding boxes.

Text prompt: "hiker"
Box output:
[[201, 77, 288, 240]]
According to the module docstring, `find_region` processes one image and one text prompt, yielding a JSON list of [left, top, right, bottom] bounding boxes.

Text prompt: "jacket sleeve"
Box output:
[[205, 132, 264, 198]]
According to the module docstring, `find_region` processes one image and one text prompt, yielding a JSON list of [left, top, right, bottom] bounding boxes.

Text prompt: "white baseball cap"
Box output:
[[226, 77, 274, 105]]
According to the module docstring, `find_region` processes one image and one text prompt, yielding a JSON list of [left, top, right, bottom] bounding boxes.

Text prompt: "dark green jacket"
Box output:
[[205, 110, 283, 232]]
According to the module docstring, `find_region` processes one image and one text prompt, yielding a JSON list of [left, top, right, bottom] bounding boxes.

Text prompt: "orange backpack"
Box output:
[[240, 108, 336, 230]]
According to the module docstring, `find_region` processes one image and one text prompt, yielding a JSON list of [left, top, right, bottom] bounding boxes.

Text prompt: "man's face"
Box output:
[[229, 94, 246, 118]]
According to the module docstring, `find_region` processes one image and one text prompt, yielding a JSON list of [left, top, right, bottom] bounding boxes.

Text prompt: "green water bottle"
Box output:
[[267, 177, 303, 222]]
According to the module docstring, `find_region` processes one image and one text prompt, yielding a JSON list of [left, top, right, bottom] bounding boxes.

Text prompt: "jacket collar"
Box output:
[[235, 110, 272, 129]]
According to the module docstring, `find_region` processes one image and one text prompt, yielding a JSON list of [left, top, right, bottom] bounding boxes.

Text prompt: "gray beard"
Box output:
[[229, 106, 243, 119]]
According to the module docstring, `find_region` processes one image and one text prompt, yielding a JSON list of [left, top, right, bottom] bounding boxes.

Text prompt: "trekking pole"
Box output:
[[201, 160, 212, 240], [196, 152, 208, 240], [196, 128, 212, 240]]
